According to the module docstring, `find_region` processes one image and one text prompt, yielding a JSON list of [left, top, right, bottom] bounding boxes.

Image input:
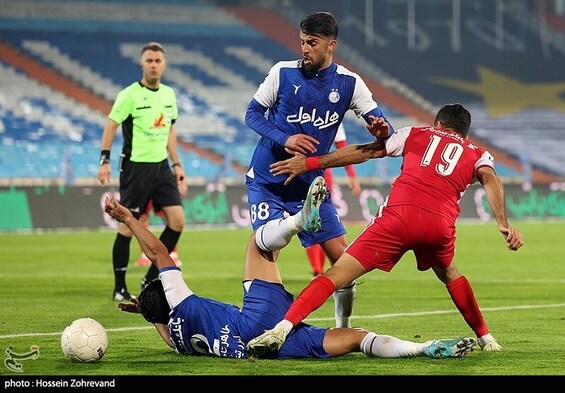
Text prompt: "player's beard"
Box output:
[[302, 54, 327, 74], [302, 58, 323, 73]]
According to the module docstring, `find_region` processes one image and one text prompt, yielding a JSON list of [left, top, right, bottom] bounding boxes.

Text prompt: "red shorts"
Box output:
[[345, 205, 456, 272]]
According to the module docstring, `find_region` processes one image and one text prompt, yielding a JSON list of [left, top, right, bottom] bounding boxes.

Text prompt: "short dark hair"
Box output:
[[138, 279, 171, 324], [141, 42, 165, 56], [434, 103, 471, 137], [300, 11, 338, 39]]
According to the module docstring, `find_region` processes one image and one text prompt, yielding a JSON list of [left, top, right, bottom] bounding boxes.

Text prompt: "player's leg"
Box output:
[[322, 167, 356, 327], [142, 204, 184, 288], [169, 248, 182, 267], [361, 332, 476, 359], [295, 253, 366, 322], [247, 253, 367, 356], [143, 166, 185, 289], [305, 244, 326, 277], [326, 328, 426, 358], [239, 235, 297, 359], [112, 164, 142, 301], [113, 222, 134, 301], [322, 235, 355, 328], [433, 263, 501, 351], [421, 212, 501, 352], [298, 192, 354, 328], [322, 328, 476, 359], [134, 202, 153, 267], [242, 234, 283, 284], [152, 202, 182, 266], [253, 176, 327, 252]]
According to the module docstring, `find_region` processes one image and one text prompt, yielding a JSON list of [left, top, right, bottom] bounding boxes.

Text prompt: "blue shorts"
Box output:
[[243, 279, 330, 359], [246, 177, 346, 248]]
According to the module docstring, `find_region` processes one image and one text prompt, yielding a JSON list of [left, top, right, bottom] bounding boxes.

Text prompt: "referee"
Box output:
[[98, 42, 186, 301]]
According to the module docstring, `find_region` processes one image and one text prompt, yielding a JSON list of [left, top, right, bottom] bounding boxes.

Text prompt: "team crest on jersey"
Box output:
[[328, 89, 340, 103]]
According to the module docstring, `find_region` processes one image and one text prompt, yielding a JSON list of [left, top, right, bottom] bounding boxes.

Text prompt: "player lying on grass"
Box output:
[[104, 179, 476, 360]]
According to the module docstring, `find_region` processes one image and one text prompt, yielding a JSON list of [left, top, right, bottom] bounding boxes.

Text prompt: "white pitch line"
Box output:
[[307, 303, 565, 322], [0, 326, 153, 340], [1, 303, 565, 340]]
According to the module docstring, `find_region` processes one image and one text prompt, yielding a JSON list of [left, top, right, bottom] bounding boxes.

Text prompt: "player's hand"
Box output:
[[285, 134, 319, 155], [366, 116, 390, 139], [104, 196, 132, 223], [499, 225, 524, 251], [270, 152, 307, 186], [117, 297, 141, 314]]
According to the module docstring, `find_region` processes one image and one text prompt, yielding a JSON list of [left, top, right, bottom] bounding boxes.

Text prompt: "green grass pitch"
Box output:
[[0, 221, 564, 378]]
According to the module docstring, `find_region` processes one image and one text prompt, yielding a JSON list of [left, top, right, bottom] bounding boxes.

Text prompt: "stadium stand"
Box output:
[[0, 0, 562, 185], [258, 0, 565, 181]]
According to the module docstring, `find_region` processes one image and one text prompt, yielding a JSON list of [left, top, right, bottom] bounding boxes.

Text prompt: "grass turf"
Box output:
[[0, 221, 564, 378]]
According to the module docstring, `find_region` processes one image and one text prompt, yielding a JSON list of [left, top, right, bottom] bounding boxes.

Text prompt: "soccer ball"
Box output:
[[61, 318, 108, 362]]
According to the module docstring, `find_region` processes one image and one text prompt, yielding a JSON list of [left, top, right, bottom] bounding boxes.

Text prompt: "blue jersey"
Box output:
[[245, 60, 390, 189], [160, 269, 330, 359]]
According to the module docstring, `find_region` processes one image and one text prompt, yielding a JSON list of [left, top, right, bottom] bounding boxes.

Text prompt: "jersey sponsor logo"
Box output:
[[287, 106, 340, 130], [293, 84, 301, 94], [170, 317, 188, 353], [153, 113, 167, 128]]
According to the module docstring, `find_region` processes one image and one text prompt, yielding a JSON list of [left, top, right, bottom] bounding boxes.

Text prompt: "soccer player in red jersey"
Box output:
[[248, 104, 524, 358]]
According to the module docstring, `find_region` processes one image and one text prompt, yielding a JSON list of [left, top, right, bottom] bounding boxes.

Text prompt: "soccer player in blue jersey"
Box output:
[[104, 191, 476, 360], [244, 11, 394, 329]]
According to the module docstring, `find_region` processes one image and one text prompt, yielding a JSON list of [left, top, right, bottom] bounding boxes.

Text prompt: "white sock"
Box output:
[[361, 332, 425, 358], [255, 215, 302, 252], [286, 213, 303, 233], [273, 319, 294, 335], [333, 281, 356, 328], [478, 333, 495, 345]]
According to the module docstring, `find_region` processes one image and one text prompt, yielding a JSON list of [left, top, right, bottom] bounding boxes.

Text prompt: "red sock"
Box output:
[[305, 245, 326, 276], [447, 276, 489, 337], [284, 276, 336, 326]]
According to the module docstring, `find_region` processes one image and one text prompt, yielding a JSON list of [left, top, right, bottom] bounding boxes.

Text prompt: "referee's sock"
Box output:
[[113, 233, 132, 291], [142, 226, 182, 287]]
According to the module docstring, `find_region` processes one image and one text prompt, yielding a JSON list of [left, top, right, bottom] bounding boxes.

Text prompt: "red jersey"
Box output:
[[384, 126, 495, 223]]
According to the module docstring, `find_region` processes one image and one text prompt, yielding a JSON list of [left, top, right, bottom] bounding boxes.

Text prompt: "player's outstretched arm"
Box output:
[[117, 297, 174, 348], [104, 196, 176, 268], [477, 167, 524, 251], [97, 120, 119, 186], [270, 141, 385, 185]]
